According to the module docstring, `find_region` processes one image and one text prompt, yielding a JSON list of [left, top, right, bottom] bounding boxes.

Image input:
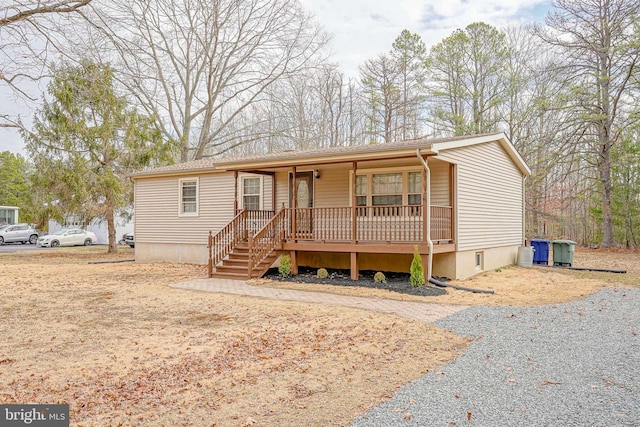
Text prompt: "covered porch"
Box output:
[[210, 150, 457, 280]]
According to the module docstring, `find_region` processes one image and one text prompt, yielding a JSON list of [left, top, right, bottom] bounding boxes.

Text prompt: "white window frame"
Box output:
[[475, 251, 484, 270], [240, 175, 263, 211], [179, 178, 199, 217], [350, 166, 423, 206]]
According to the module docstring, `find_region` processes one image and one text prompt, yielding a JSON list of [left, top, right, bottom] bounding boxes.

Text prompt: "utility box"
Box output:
[[530, 239, 550, 265], [552, 240, 576, 267]]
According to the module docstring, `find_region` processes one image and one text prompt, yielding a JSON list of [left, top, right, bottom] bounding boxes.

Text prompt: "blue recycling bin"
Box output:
[[530, 239, 550, 265]]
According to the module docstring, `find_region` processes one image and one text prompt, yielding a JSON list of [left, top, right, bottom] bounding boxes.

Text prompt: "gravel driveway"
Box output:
[[350, 287, 640, 426]]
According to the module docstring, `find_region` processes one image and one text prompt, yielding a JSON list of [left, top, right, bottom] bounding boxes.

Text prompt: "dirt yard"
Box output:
[[0, 246, 637, 426], [254, 247, 640, 306]]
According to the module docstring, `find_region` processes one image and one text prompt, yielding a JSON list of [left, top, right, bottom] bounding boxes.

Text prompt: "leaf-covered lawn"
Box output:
[[0, 248, 468, 426]]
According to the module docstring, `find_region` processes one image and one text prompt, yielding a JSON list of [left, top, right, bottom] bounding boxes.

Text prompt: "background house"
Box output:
[[131, 133, 530, 280], [0, 206, 19, 225]]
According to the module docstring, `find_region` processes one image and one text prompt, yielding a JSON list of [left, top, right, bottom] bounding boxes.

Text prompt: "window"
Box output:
[[372, 173, 402, 206], [354, 169, 424, 209], [0, 208, 17, 225], [355, 175, 367, 206], [408, 172, 422, 206], [242, 177, 261, 210], [180, 179, 198, 216], [475, 251, 484, 269]]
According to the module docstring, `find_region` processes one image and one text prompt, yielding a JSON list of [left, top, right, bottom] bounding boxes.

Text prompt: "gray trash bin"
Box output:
[[552, 240, 576, 267]]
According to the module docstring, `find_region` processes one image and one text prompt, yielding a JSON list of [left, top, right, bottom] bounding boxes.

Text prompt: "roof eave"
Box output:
[[218, 145, 438, 171], [130, 167, 220, 180]]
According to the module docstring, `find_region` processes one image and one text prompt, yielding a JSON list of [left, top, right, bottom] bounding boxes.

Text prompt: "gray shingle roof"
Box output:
[[131, 132, 512, 178]]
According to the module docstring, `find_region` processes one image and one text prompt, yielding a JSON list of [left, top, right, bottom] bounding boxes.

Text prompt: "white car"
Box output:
[[0, 223, 40, 245], [37, 228, 98, 248]]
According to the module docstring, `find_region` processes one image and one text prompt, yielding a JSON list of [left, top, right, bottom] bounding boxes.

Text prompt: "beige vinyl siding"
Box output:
[[274, 170, 289, 208], [438, 141, 523, 251], [314, 165, 350, 207], [263, 174, 274, 210], [134, 172, 235, 244], [429, 159, 451, 206], [273, 166, 351, 208]]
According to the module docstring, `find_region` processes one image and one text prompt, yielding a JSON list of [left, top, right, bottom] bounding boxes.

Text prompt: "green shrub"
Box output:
[[279, 253, 291, 277], [410, 245, 425, 287], [373, 271, 386, 284], [317, 268, 328, 279]]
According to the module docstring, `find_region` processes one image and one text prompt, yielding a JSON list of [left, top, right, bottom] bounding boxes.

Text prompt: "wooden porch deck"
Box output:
[[209, 206, 455, 279]]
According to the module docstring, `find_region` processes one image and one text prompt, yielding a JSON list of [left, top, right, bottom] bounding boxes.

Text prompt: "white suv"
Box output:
[[0, 223, 40, 245]]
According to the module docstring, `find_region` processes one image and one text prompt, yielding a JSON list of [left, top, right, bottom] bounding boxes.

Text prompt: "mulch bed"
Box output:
[[263, 267, 447, 297]]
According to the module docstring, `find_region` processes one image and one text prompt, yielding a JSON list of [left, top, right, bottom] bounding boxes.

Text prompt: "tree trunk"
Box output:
[[599, 141, 615, 247], [106, 191, 117, 254]]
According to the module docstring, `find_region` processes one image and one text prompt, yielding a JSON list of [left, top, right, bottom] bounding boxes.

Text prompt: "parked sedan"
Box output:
[[37, 228, 97, 248]]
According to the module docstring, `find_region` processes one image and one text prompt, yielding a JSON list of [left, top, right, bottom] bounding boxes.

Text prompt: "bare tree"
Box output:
[[536, 0, 640, 247], [226, 65, 368, 154], [499, 25, 579, 239], [83, 0, 328, 161], [317, 65, 345, 147], [0, 0, 94, 128], [0, 1, 91, 26]]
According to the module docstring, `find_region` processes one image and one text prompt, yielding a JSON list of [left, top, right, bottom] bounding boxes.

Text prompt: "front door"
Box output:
[[289, 171, 314, 238]]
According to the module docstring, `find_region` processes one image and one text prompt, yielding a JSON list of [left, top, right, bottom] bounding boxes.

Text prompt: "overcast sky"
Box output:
[[0, 0, 552, 155], [300, 0, 551, 77]]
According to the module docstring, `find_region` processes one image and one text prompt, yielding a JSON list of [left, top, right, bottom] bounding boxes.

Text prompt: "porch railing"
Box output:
[[209, 209, 248, 276], [247, 208, 289, 277], [356, 205, 424, 242], [287, 205, 453, 243], [238, 209, 276, 236], [431, 205, 453, 241], [210, 204, 453, 276]]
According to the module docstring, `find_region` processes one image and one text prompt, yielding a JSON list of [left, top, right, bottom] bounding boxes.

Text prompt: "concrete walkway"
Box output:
[[170, 278, 468, 323]]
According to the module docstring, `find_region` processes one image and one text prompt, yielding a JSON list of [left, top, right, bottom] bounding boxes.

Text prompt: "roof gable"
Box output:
[[432, 133, 530, 176]]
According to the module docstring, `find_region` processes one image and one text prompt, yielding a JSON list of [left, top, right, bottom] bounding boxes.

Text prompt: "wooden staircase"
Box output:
[[210, 240, 279, 279], [209, 208, 288, 280]]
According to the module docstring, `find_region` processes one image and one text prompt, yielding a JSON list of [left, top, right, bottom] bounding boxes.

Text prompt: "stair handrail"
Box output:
[[208, 208, 248, 277], [247, 208, 289, 277]]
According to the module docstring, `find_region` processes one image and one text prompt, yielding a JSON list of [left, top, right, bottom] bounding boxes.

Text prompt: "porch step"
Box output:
[[228, 252, 250, 261], [213, 253, 279, 279], [222, 258, 251, 267], [232, 243, 250, 252], [215, 264, 252, 275], [209, 271, 251, 280]]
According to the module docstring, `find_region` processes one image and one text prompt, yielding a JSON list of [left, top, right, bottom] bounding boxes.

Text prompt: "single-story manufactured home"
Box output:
[[131, 132, 531, 281]]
